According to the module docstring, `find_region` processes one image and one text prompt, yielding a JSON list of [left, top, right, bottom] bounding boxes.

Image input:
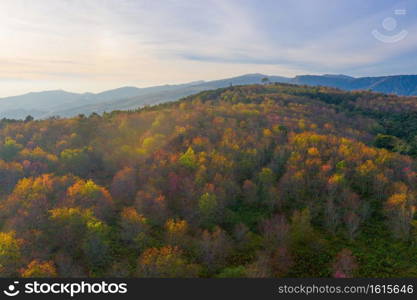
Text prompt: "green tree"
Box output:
[[261, 77, 270, 85], [59, 148, 90, 176], [198, 192, 218, 227], [82, 218, 111, 275], [0, 138, 22, 161], [179, 147, 197, 169]]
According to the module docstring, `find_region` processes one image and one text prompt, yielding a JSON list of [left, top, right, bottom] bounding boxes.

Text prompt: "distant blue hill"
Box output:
[[0, 73, 416, 119], [291, 74, 417, 95]]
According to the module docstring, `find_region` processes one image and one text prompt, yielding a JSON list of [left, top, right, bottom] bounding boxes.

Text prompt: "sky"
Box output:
[[1, 0, 417, 97]]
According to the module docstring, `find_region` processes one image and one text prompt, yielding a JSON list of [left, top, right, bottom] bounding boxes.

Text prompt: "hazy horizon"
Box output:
[[1, 0, 417, 97], [3, 71, 417, 99]]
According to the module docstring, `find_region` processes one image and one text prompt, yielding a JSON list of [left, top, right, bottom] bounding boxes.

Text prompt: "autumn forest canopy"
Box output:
[[1, 83, 417, 278]]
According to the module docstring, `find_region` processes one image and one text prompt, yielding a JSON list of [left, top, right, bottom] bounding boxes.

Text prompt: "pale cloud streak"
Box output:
[[0, 0, 416, 96]]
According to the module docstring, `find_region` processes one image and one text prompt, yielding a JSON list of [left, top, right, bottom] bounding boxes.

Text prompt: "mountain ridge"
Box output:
[[1, 73, 417, 119]]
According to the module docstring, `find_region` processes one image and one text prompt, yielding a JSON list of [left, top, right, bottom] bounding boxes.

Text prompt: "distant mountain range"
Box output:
[[1, 73, 417, 119], [292, 74, 417, 96]]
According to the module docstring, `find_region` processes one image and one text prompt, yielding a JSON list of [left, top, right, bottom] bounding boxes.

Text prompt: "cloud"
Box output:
[[0, 0, 416, 96], [165, 0, 417, 72]]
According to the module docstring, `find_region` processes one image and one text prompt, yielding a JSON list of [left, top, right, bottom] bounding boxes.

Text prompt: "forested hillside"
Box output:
[[0, 83, 417, 278]]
